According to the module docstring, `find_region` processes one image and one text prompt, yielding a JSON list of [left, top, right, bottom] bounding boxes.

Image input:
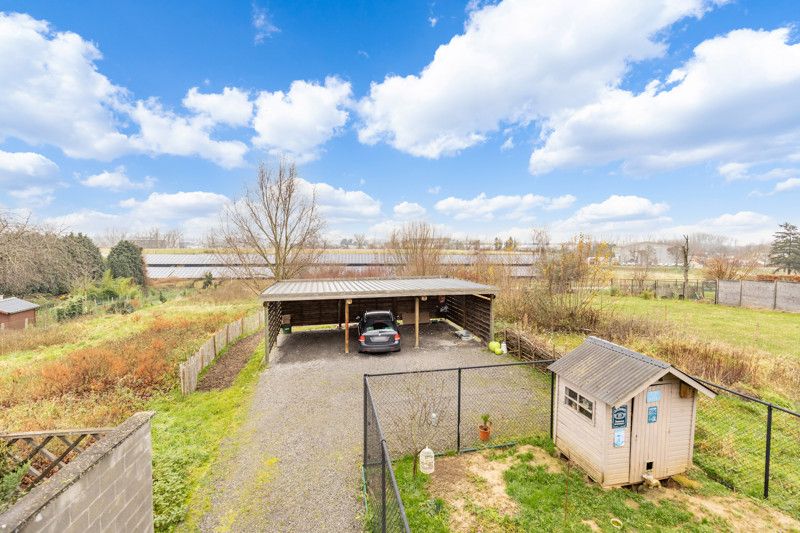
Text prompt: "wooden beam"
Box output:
[[345, 299, 351, 354], [415, 296, 420, 349]]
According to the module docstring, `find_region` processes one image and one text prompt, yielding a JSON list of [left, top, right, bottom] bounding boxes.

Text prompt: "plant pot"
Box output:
[[478, 425, 491, 442]]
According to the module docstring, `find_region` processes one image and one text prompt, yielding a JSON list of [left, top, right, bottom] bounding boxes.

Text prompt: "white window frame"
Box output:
[[564, 386, 594, 421]]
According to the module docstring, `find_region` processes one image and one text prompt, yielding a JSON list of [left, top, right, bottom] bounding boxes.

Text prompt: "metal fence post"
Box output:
[[381, 444, 387, 533], [363, 376, 368, 467], [549, 371, 555, 440], [764, 404, 773, 499], [456, 368, 462, 452]]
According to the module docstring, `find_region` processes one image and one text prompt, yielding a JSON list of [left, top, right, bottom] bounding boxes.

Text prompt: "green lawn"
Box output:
[[392, 438, 768, 532], [147, 339, 265, 532], [599, 296, 800, 361]]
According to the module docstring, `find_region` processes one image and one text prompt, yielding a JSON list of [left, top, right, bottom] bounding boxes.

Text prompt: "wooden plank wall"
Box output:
[[267, 301, 281, 355], [444, 294, 492, 342], [280, 296, 438, 326], [502, 328, 558, 362], [179, 312, 264, 395]]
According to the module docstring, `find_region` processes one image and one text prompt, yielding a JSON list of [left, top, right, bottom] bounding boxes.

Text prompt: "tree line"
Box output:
[[0, 214, 147, 297]]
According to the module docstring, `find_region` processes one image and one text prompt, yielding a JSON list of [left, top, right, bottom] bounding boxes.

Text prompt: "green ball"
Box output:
[[494, 347, 503, 355]]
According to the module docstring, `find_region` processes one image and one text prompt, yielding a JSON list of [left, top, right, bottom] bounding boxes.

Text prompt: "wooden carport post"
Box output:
[[414, 297, 420, 349], [345, 299, 352, 353]]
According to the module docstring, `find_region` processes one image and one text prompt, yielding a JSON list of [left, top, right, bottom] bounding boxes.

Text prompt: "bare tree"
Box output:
[[386, 221, 445, 276], [353, 233, 367, 249], [212, 160, 325, 292], [681, 235, 690, 298], [702, 253, 758, 280]]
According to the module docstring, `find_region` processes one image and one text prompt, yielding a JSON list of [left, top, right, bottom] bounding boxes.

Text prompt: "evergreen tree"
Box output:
[[62, 233, 105, 282], [768, 222, 800, 274], [107, 240, 147, 286]]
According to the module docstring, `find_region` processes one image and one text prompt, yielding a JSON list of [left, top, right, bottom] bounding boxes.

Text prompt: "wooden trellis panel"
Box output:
[[1, 428, 111, 488]]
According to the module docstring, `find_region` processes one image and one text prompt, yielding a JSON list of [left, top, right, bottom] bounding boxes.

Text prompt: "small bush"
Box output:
[[85, 270, 140, 302], [639, 289, 655, 300], [0, 442, 27, 512], [609, 286, 620, 296], [55, 297, 86, 322], [202, 272, 214, 289], [106, 300, 135, 315]]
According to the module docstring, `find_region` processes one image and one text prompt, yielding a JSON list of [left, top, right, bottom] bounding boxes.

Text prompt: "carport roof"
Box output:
[[261, 277, 497, 302]]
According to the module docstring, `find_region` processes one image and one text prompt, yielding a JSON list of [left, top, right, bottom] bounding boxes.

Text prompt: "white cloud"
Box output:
[[182, 87, 253, 127], [120, 190, 231, 221], [357, 0, 713, 158], [774, 177, 800, 193], [664, 211, 774, 242], [500, 137, 514, 151], [570, 195, 668, 224], [128, 99, 249, 168], [428, 17, 439, 27], [296, 178, 381, 222], [530, 28, 800, 175], [0, 150, 58, 183], [252, 77, 353, 163], [427, 185, 441, 194], [43, 209, 122, 233], [8, 186, 55, 207], [0, 12, 129, 160], [80, 166, 155, 191], [252, 4, 280, 44], [0, 13, 251, 168], [393, 201, 426, 218], [550, 195, 670, 239], [435, 192, 575, 221]]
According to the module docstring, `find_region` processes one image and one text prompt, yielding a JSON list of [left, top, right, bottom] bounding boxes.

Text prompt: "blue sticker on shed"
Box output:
[[647, 406, 658, 423], [646, 389, 662, 402]]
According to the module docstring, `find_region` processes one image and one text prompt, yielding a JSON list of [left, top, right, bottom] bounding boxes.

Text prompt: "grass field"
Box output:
[[602, 296, 800, 361], [0, 281, 263, 530], [393, 437, 797, 532]]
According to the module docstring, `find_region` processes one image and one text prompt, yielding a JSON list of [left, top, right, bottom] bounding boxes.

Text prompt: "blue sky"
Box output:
[[1, 0, 799, 244]]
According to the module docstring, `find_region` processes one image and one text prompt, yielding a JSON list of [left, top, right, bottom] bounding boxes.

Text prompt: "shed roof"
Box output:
[[261, 277, 497, 302], [548, 337, 715, 406], [0, 297, 40, 314]]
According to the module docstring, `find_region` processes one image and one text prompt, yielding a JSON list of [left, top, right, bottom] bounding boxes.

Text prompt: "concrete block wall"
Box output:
[[776, 281, 800, 312], [716, 280, 800, 313], [716, 280, 741, 306], [741, 281, 776, 309], [0, 412, 155, 533]]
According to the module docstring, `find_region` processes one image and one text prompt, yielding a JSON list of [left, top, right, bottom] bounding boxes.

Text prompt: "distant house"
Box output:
[[548, 337, 716, 487], [0, 296, 40, 330]]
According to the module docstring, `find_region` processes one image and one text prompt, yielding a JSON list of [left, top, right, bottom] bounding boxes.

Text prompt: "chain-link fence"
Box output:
[[363, 377, 411, 533], [363, 362, 799, 531], [362, 361, 554, 531], [692, 378, 800, 518]]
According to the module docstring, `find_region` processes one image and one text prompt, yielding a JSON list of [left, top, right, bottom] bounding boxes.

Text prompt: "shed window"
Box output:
[[565, 387, 594, 420]]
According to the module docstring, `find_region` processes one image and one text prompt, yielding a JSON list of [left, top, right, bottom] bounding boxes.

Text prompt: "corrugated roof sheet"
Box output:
[[144, 252, 536, 267], [261, 277, 496, 301], [0, 297, 40, 314], [548, 337, 689, 406]]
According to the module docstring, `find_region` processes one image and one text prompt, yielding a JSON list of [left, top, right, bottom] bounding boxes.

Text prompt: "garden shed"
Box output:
[[548, 337, 716, 487], [260, 277, 497, 357], [0, 296, 39, 330]]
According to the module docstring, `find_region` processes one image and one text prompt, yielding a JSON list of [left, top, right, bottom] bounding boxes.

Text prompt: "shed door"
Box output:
[[629, 383, 674, 483]]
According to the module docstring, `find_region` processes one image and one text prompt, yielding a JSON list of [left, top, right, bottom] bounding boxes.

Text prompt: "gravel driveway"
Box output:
[[198, 322, 518, 532]]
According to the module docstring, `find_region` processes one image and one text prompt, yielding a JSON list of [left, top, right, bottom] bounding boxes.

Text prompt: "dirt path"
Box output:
[[196, 323, 510, 532], [196, 332, 262, 391]]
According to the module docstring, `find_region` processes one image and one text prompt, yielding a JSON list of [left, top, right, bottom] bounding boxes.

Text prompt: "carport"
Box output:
[[260, 277, 497, 358]]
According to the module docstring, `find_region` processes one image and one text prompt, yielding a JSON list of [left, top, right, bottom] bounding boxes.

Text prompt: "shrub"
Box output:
[[106, 300, 135, 315], [609, 286, 620, 296], [640, 289, 655, 300], [107, 240, 147, 286], [202, 272, 214, 289], [0, 442, 27, 512], [55, 297, 86, 322], [85, 270, 140, 302]]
